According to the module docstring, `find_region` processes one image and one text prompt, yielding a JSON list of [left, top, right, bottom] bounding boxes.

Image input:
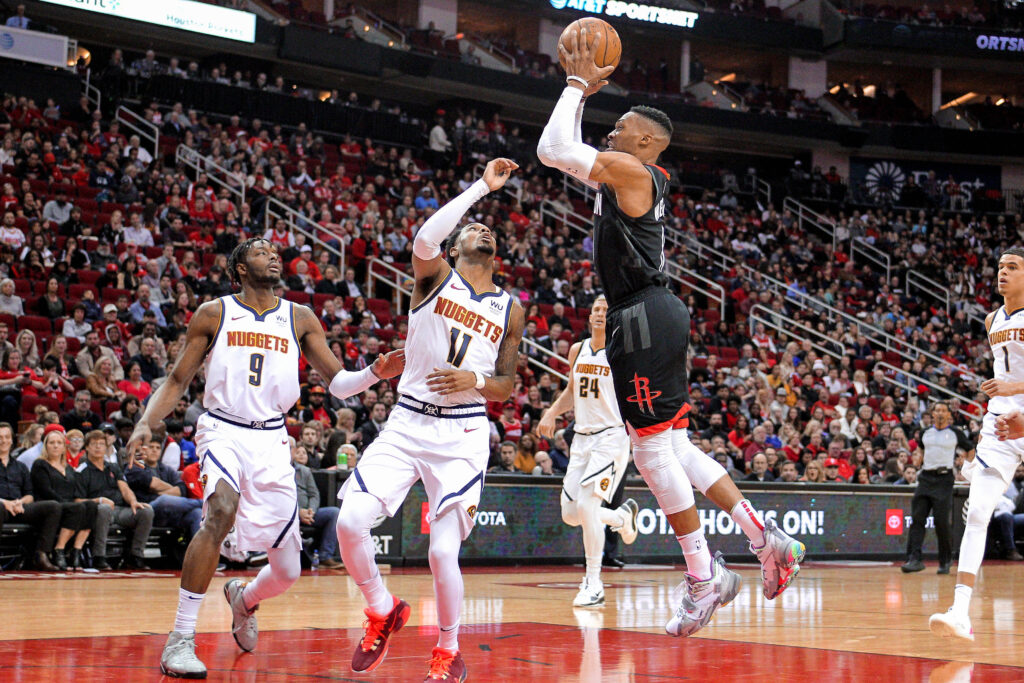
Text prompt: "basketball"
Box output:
[[558, 17, 621, 73]]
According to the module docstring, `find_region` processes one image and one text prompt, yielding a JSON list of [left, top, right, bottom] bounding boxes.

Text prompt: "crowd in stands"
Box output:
[[2, 17, 1022, 569], [832, 1, 1023, 30]]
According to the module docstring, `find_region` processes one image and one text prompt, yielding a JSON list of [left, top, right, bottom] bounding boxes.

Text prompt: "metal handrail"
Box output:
[[331, 5, 408, 46], [264, 197, 346, 268], [521, 337, 569, 383], [747, 305, 979, 409], [873, 362, 984, 422], [176, 145, 246, 206], [365, 257, 412, 311], [666, 261, 726, 318], [783, 195, 891, 280], [747, 302, 981, 384], [906, 269, 951, 316], [852, 237, 891, 281], [115, 105, 159, 156], [82, 74, 101, 113], [755, 177, 772, 207]]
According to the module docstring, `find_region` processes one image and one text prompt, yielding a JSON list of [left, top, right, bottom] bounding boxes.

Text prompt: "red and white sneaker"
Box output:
[[424, 646, 468, 681], [350, 596, 411, 672]]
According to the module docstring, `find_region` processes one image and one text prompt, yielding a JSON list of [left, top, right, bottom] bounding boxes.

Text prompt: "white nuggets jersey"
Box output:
[[399, 269, 512, 406], [572, 341, 623, 433], [204, 295, 301, 421], [988, 305, 1024, 414]]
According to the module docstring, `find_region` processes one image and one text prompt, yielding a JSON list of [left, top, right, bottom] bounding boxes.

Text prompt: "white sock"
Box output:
[[361, 572, 395, 615], [173, 588, 205, 635], [438, 623, 459, 652], [952, 584, 973, 617], [731, 499, 766, 547], [677, 529, 712, 580]]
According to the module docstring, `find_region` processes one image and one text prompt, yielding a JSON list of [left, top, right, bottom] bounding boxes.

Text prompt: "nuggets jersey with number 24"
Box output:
[[399, 269, 513, 407], [204, 295, 301, 422], [987, 305, 1024, 415], [572, 342, 623, 432]]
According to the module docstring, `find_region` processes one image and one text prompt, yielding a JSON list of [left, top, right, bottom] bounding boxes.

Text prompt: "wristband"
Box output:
[[474, 371, 486, 390], [566, 75, 588, 88]]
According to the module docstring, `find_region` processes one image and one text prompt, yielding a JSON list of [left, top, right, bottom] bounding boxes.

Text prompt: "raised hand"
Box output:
[[482, 158, 519, 192], [558, 28, 616, 89]]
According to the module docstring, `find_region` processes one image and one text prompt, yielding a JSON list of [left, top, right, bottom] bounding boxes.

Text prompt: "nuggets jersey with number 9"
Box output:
[[205, 295, 301, 421], [399, 270, 513, 406], [987, 307, 1024, 414]]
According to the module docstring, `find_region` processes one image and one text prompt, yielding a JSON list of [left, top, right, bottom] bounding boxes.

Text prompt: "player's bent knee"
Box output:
[[561, 500, 581, 527]]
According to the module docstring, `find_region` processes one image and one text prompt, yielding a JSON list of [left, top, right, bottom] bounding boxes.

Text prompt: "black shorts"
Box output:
[[605, 286, 691, 436]]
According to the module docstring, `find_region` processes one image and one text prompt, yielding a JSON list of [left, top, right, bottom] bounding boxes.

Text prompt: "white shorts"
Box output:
[[339, 403, 489, 540], [195, 413, 300, 553], [975, 413, 1024, 486], [561, 427, 629, 505]]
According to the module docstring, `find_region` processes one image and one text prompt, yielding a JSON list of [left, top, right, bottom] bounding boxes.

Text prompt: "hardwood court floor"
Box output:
[[1, 561, 1022, 681]]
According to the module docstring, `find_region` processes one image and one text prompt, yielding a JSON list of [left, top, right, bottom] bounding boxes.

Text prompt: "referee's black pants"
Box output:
[[906, 470, 954, 565]]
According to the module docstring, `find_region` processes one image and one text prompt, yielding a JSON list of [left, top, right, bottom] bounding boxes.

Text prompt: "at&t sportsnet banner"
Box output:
[[397, 481, 968, 562]]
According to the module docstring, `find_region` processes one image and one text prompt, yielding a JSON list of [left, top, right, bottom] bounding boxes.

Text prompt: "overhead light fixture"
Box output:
[[996, 98, 1005, 106], [718, 73, 736, 82]]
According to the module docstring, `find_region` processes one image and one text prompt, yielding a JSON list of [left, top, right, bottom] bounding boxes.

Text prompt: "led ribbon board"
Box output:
[[41, 0, 256, 43]]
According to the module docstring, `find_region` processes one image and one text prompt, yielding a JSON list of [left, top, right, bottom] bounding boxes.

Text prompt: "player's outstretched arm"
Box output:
[[126, 300, 222, 467], [426, 301, 525, 402], [293, 304, 405, 399], [537, 29, 654, 217], [537, 341, 582, 438], [410, 158, 519, 307]]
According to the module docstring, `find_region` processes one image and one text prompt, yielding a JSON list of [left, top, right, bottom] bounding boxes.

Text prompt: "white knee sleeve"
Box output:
[[958, 468, 1005, 576], [337, 492, 385, 587], [243, 546, 301, 608], [672, 429, 728, 494], [632, 430, 696, 515], [429, 510, 464, 632]]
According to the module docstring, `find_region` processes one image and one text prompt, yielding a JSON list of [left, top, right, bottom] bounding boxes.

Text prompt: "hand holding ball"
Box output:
[[558, 18, 621, 90]]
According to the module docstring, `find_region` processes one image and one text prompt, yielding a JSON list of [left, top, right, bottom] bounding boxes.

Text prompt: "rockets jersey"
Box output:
[[204, 295, 301, 421], [592, 164, 671, 307], [987, 305, 1024, 414], [399, 269, 513, 406], [571, 340, 623, 433]]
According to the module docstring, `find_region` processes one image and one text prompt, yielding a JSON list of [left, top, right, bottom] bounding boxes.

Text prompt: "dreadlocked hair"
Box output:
[[228, 237, 269, 284]]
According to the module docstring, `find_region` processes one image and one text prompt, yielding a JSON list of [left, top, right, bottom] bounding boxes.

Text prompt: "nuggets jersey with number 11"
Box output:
[[204, 295, 301, 422], [987, 306, 1024, 414], [399, 270, 513, 406]]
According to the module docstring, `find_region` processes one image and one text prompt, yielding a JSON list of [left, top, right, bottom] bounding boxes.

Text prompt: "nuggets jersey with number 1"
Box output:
[[399, 269, 513, 406], [205, 295, 301, 421], [986, 305, 1024, 415]]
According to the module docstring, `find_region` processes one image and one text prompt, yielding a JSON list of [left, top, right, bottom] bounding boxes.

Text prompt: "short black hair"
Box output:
[[1001, 247, 1024, 262], [228, 237, 269, 284], [629, 105, 673, 137]]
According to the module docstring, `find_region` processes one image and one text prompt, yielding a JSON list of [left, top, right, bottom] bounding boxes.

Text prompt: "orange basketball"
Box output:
[[558, 17, 621, 73]]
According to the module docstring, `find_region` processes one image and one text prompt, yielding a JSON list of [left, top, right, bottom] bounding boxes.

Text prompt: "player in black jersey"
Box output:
[[538, 27, 805, 636]]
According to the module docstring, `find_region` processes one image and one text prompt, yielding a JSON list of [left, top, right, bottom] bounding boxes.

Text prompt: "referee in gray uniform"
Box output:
[[902, 402, 974, 575]]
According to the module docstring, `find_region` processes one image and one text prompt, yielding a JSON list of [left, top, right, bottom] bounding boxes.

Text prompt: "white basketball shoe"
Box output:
[[929, 608, 975, 642], [572, 577, 606, 608], [666, 552, 741, 637], [615, 499, 639, 545]]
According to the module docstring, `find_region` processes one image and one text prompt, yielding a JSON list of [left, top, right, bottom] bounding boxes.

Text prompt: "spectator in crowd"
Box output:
[[292, 444, 343, 569], [746, 452, 775, 482], [125, 436, 202, 539], [62, 304, 92, 342], [61, 390, 103, 434], [0, 279, 23, 316], [489, 441, 517, 473], [76, 429, 154, 570], [30, 424, 96, 570], [6, 4, 28, 29], [86, 356, 125, 402], [0, 421, 60, 570]]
